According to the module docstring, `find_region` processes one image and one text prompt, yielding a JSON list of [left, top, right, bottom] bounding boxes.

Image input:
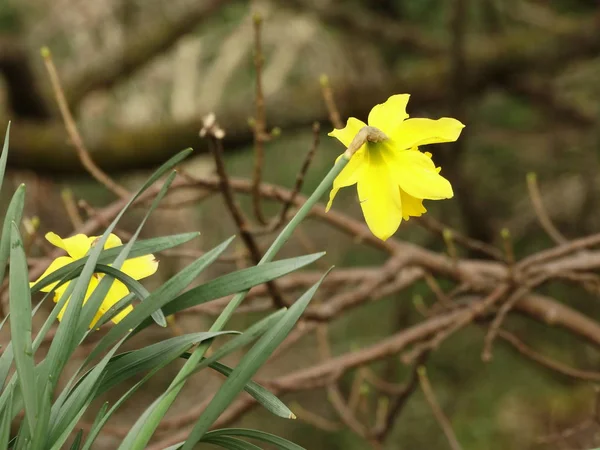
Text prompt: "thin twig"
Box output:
[[424, 272, 456, 310], [527, 172, 568, 244], [403, 285, 510, 364], [319, 74, 343, 129], [372, 351, 429, 440], [201, 114, 286, 309], [263, 122, 320, 232], [482, 274, 549, 361], [41, 47, 130, 199], [327, 386, 369, 438], [497, 329, 600, 382], [251, 13, 268, 225], [418, 366, 463, 450], [416, 216, 504, 261], [60, 188, 83, 229], [290, 402, 343, 432]]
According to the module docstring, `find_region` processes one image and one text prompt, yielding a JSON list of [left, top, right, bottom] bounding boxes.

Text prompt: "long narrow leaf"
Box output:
[[9, 223, 37, 434], [135, 253, 325, 335], [0, 390, 13, 450], [87, 236, 236, 363], [182, 270, 330, 448], [42, 149, 193, 393], [201, 436, 261, 450], [0, 123, 10, 196], [158, 308, 288, 399], [0, 184, 26, 289], [77, 170, 177, 334], [204, 429, 305, 450], [117, 309, 286, 450], [81, 348, 191, 450], [95, 331, 237, 396], [47, 337, 128, 448], [69, 430, 84, 450], [208, 361, 294, 419]]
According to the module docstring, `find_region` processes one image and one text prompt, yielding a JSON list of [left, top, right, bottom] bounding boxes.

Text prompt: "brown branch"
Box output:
[[497, 329, 600, 382], [416, 216, 504, 261], [60, 188, 83, 229], [41, 48, 130, 199], [371, 351, 429, 441], [418, 366, 463, 450], [319, 75, 343, 129], [256, 122, 321, 234], [481, 274, 549, 361], [526, 172, 568, 245]]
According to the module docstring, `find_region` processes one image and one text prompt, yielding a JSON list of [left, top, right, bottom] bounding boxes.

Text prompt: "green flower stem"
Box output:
[[131, 154, 350, 449]]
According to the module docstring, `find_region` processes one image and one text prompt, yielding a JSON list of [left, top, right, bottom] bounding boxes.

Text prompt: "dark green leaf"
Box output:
[[182, 270, 329, 448], [9, 223, 37, 434]]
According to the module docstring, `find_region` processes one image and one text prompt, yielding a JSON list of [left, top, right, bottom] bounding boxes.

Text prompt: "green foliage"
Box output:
[[0, 123, 335, 448]]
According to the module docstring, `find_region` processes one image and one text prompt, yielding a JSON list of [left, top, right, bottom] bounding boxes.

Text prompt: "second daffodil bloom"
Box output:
[[327, 94, 465, 241], [31, 232, 158, 328]]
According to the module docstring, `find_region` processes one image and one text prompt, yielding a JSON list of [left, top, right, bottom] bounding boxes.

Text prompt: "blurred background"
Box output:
[[2, 0, 600, 449]]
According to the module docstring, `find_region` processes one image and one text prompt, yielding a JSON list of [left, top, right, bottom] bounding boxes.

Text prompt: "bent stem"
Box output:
[[131, 152, 351, 448]]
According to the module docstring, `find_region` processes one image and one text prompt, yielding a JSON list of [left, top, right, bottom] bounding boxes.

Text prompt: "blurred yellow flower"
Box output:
[[31, 232, 158, 328], [327, 94, 465, 241]]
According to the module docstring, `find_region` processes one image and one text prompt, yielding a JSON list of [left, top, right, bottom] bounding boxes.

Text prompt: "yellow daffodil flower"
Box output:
[[326, 94, 465, 241], [31, 232, 158, 328]]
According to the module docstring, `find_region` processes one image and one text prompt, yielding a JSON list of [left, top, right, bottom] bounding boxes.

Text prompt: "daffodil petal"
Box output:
[[46, 232, 95, 260], [55, 276, 99, 321], [329, 117, 367, 148], [94, 280, 133, 327], [388, 149, 453, 200], [30, 256, 75, 292], [356, 153, 403, 241], [121, 254, 159, 280], [326, 148, 366, 211], [104, 234, 123, 249], [367, 94, 410, 133], [391, 117, 465, 149], [400, 189, 427, 220]]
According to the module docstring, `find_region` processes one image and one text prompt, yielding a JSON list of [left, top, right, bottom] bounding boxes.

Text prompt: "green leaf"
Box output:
[[47, 337, 128, 449], [0, 344, 14, 392], [77, 170, 177, 333], [9, 222, 37, 434], [86, 236, 236, 363], [30, 383, 53, 450], [147, 252, 325, 323], [81, 351, 186, 450], [41, 149, 193, 392], [83, 401, 108, 449], [30, 232, 199, 294], [0, 123, 10, 197], [0, 390, 13, 450], [118, 309, 286, 450], [0, 184, 26, 289], [182, 270, 330, 448], [208, 361, 294, 419], [167, 308, 288, 397], [204, 429, 305, 450], [201, 436, 261, 450], [94, 332, 237, 396], [69, 430, 84, 450]]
